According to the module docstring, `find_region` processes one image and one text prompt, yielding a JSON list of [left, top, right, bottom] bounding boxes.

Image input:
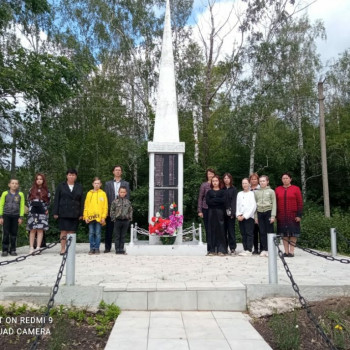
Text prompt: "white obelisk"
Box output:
[[148, 0, 185, 244]]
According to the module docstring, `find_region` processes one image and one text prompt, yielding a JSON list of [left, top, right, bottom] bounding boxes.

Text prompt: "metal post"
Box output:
[[134, 222, 138, 241], [198, 224, 203, 245], [331, 228, 337, 257], [129, 224, 134, 247], [66, 233, 76, 286], [192, 222, 197, 242], [268, 233, 278, 284]]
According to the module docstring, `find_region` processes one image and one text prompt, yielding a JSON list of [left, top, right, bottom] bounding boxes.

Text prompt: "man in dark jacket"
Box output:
[[104, 165, 130, 253]]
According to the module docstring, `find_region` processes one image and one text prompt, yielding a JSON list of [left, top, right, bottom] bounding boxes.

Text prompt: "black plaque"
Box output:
[[154, 154, 178, 217], [155, 154, 178, 187]]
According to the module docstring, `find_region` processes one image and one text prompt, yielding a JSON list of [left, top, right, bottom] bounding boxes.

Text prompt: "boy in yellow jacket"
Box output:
[[83, 177, 108, 254]]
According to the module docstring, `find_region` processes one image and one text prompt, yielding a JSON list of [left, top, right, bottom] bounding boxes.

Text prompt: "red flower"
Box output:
[[160, 205, 165, 210], [173, 203, 177, 208], [176, 211, 180, 215], [151, 217, 156, 222]]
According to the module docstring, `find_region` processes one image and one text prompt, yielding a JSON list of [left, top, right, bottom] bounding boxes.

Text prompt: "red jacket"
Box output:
[[275, 185, 303, 235]]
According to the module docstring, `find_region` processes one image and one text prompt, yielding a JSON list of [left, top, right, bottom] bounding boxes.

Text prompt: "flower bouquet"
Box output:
[[149, 203, 183, 236]]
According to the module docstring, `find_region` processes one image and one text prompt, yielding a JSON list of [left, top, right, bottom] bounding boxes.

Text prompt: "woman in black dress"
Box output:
[[223, 173, 237, 255], [53, 169, 84, 255], [205, 175, 226, 256]]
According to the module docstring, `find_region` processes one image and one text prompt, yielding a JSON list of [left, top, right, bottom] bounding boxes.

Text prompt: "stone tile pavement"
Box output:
[[105, 310, 272, 350]]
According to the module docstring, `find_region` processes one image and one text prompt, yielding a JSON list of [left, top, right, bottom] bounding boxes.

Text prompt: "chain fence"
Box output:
[[281, 237, 350, 264], [0, 235, 68, 266], [335, 229, 350, 249], [273, 236, 338, 350], [29, 235, 72, 350]]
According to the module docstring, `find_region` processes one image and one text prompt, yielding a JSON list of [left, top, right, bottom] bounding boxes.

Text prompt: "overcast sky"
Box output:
[[306, 0, 350, 65], [190, 0, 350, 67]]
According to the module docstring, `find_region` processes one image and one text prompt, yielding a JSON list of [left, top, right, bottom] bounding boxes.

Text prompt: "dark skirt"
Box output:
[[58, 218, 79, 232], [208, 207, 227, 254]]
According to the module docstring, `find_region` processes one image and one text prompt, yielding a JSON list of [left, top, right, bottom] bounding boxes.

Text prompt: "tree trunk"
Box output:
[[249, 131, 257, 175], [192, 108, 199, 164], [296, 111, 306, 200], [10, 127, 17, 178]]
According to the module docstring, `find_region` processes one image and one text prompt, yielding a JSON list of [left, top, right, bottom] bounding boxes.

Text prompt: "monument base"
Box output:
[[126, 241, 206, 256]]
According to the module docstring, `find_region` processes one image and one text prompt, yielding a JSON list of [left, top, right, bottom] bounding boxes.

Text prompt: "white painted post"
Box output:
[[331, 228, 337, 257], [66, 233, 76, 286], [148, 153, 155, 224], [192, 222, 197, 242], [198, 224, 203, 245], [268, 233, 278, 284], [175, 152, 184, 245], [134, 222, 138, 241], [129, 224, 134, 247]]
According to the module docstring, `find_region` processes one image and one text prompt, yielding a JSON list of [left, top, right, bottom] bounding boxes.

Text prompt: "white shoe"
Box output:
[[238, 250, 252, 257], [29, 247, 34, 254], [260, 250, 267, 257]]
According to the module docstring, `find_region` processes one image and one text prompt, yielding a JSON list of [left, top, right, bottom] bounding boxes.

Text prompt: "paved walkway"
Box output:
[[105, 310, 271, 350], [0, 243, 349, 287], [1, 243, 349, 350]]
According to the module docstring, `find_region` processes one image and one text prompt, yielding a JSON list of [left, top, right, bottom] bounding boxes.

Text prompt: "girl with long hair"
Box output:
[[27, 173, 50, 254]]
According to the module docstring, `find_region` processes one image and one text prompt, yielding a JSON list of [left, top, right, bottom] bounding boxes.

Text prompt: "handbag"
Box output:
[[30, 201, 45, 214]]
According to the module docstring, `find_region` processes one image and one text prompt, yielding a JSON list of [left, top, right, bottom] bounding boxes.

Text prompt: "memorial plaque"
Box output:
[[154, 189, 178, 217], [155, 154, 178, 187], [154, 154, 178, 217]]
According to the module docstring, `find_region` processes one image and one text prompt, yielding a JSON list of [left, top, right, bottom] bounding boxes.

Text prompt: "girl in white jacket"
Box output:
[[236, 178, 257, 256]]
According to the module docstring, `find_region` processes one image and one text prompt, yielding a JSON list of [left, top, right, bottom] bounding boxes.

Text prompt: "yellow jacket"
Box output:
[[83, 189, 108, 224]]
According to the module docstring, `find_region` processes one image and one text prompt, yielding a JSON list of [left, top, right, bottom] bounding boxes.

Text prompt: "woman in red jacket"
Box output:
[[275, 173, 303, 257]]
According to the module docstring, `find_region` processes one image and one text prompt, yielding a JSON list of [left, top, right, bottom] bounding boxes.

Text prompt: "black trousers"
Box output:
[[253, 222, 260, 252], [257, 211, 274, 252], [105, 216, 114, 251], [224, 215, 236, 251], [239, 218, 254, 252], [2, 215, 19, 252], [202, 208, 210, 252], [114, 219, 129, 253]]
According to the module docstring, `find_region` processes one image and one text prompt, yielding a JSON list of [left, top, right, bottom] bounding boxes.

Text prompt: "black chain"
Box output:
[[273, 237, 337, 350], [0, 236, 67, 266], [29, 236, 73, 350], [335, 229, 350, 249], [282, 237, 350, 264]]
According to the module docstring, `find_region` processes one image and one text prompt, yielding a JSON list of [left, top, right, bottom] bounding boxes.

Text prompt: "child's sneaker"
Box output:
[[238, 250, 252, 257], [95, 249, 100, 255], [88, 250, 94, 255], [1, 251, 8, 257], [9, 251, 17, 256]]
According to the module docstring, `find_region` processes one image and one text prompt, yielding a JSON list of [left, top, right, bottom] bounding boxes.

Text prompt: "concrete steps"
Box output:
[[54, 281, 247, 311]]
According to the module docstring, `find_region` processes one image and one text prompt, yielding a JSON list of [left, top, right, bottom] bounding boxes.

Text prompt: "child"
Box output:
[[254, 175, 276, 257], [0, 179, 25, 256], [83, 177, 108, 255], [110, 186, 133, 254]]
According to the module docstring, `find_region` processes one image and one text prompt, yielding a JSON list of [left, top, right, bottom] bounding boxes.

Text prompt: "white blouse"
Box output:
[[236, 191, 257, 219]]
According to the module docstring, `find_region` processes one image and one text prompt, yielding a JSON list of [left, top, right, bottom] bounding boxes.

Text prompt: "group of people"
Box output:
[[0, 165, 132, 257], [1, 166, 303, 258], [198, 169, 303, 257]]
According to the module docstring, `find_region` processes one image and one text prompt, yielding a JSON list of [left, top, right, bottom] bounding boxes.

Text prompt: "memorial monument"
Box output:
[[148, 0, 185, 243]]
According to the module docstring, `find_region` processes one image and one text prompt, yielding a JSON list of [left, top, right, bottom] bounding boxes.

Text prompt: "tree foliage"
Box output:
[[0, 0, 349, 233]]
